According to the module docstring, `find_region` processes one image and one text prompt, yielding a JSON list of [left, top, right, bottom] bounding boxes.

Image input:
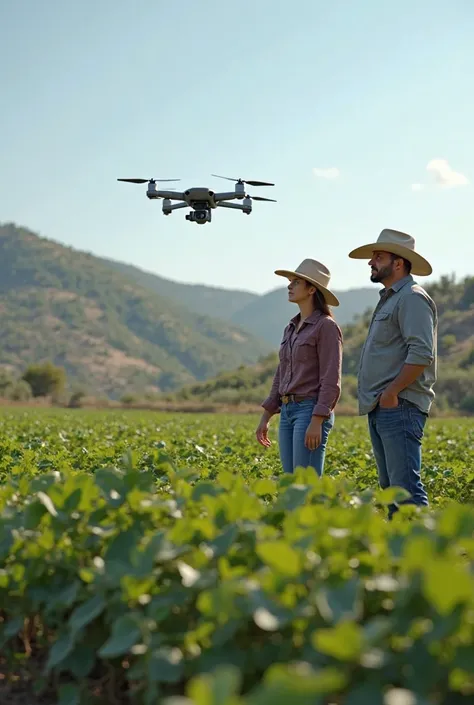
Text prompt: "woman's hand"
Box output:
[[305, 416, 324, 450], [256, 412, 272, 447]]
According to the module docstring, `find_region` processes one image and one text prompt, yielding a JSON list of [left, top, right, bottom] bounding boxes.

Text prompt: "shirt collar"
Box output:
[[289, 309, 323, 328], [379, 274, 414, 297]]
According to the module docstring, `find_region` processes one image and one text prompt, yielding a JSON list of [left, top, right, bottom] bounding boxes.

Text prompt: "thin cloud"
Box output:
[[313, 167, 340, 180], [411, 158, 469, 192], [426, 159, 469, 188]]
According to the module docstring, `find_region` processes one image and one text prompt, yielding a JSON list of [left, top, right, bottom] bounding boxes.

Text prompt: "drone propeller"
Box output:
[[211, 174, 274, 187], [117, 178, 181, 184], [248, 195, 277, 202]]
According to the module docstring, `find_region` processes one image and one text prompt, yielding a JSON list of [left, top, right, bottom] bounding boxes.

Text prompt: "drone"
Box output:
[[117, 174, 276, 224]]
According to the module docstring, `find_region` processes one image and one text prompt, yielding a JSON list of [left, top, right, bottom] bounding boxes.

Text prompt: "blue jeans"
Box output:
[[278, 399, 334, 476], [368, 398, 429, 518]]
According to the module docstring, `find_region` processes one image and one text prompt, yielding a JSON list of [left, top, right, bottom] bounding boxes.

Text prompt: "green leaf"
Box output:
[[253, 478, 277, 496], [23, 499, 47, 529], [69, 594, 106, 636], [104, 527, 141, 563], [148, 646, 184, 684], [3, 615, 23, 640], [312, 621, 364, 661], [422, 558, 474, 615], [45, 581, 81, 616], [375, 486, 412, 505], [345, 683, 384, 705], [57, 683, 80, 705], [98, 614, 141, 659], [187, 665, 242, 705], [60, 644, 96, 678], [454, 645, 474, 674], [315, 578, 362, 623], [256, 541, 302, 577], [208, 524, 239, 557], [192, 481, 222, 501], [95, 467, 126, 505], [62, 487, 83, 513], [274, 485, 310, 512], [37, 490, 58, 517], [248, 664, 347, 705], [46, 632, 75, 671]]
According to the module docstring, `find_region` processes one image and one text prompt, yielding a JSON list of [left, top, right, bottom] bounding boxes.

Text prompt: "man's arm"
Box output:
[[382, 363, 428, 403], [381, 291, 436, 406]]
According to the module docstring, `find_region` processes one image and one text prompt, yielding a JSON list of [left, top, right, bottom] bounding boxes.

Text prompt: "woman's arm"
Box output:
[[312, 318, 343, 418], [261, 362, 281, 415]]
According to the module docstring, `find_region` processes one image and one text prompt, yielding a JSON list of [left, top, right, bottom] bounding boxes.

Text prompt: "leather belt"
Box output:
[[280, 394, 314, 404]]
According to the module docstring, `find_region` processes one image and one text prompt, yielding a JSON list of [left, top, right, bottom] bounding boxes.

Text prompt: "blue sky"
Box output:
[[1, 0, 473, 295]]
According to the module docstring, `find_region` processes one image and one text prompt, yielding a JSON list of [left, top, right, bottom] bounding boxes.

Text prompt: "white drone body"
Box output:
[[117, 174, 276, 224]]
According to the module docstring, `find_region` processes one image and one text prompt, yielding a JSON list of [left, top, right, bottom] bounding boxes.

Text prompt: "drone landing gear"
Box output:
[[162, 199, 188, 216]]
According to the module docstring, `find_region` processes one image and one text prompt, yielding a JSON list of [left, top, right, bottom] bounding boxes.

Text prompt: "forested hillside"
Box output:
[[166, 274, 474, 415], [103, 257, 379, 345], [103, 257, 258, 319], [0, 223, 270, 397], [230, 285, 379, 346]]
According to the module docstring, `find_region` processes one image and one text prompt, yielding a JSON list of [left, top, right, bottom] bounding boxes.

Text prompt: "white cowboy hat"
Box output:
[[274, 258, 340, 306], [348, 228, 432, 276]]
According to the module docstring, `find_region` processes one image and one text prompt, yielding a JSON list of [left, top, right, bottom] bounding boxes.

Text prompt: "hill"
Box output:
[[102, 257, 258, 319], [164, 274, 474, 415], [0, 222, 271, 398], [102, 258, 379, 344], [230, 285, 379, 346]]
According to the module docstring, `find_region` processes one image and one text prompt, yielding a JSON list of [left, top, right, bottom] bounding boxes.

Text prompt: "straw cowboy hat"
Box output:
[[348, 228, 432, 276], [274, 258, 340, 307]]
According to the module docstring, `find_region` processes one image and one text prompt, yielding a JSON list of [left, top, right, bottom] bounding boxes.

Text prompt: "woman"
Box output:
[[256, 258, 343, 476]]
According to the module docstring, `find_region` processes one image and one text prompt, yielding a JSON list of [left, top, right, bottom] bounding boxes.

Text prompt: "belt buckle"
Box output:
[[281, 395, 289, 404]]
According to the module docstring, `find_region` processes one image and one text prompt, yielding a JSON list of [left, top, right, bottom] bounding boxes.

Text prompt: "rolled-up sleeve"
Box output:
[[397, 292, 436, 366], [312, 318, 343, 417], [262, 363, 281, 415]]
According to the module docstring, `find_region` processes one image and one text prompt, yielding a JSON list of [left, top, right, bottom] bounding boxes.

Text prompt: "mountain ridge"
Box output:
[[0, 222, 271, 397], [101, 256, 380, 346], [0, 220, 403, 399], [163, 273, 474, 416]]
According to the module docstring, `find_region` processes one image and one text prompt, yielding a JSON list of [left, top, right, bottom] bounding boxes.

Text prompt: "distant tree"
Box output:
[[0, 369, 16, 395], [440, 334, 457, 353], [0, 369, 32, 401], [22, 362, 66, 398], [9, 380, 33, 401], [68, 389, 86, 408], [460, 346, 474, 369]]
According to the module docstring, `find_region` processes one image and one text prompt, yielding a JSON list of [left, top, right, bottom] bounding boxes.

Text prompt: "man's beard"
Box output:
[[370, 263, 394, 283]]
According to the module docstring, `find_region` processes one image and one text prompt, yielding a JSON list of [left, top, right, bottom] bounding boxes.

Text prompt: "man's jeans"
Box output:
[[368, 398, 429, 517], [278, 399, 334, 476]]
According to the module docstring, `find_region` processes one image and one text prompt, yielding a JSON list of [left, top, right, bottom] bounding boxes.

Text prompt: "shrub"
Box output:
[[21, 361, 66, 399], [0, 455, 473, 704]]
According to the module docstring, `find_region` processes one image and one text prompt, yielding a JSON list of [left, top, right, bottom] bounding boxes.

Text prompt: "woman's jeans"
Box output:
[[278, 399, 334, 476]]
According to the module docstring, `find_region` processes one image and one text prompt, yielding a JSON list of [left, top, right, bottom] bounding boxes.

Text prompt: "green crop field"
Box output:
[[0, 408, 473, 705]]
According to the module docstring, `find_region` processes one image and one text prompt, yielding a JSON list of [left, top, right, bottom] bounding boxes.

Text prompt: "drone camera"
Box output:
[[186, 209, 211, 224]]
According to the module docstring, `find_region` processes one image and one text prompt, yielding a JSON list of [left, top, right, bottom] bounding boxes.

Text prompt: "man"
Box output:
[[348, 229, 438, 518]]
